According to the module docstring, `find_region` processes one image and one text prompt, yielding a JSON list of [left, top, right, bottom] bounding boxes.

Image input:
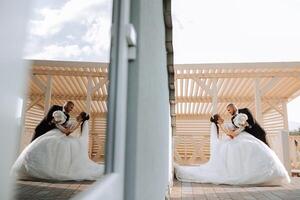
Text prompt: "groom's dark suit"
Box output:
[[31, 105, 70, 142], [231, 108, 269, 146]]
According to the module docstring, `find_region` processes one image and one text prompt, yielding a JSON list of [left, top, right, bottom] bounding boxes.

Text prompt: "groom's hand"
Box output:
[[65, 131, 71, 136], [227, 130, 235, 139]]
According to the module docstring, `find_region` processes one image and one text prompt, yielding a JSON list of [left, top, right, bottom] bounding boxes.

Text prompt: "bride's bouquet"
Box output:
[[52, 110, 67, 125], [233, 113, 249, 128]]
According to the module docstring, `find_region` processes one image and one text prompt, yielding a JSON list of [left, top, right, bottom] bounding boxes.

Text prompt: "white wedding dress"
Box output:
[[11, 121, 104, 181], [175, 123, 291, 185]]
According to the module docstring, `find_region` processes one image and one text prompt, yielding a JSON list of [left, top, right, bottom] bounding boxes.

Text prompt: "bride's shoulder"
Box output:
[[65, 120, 78, 128], [223, 122, 235, 130]]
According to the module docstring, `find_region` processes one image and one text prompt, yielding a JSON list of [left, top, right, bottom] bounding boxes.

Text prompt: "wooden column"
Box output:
[[89, 115, 95, 159], [278, 130, 291, 175], [86, 76, 93, 114], [281, 100, 289, 130], [44, 75, 52, 115], [195, 78, 218, 115], [212, 79, 218, 115], [254, 79, 262, 123]]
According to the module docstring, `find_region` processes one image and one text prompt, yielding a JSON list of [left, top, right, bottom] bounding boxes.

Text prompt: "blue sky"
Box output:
[[24, 0, 300, 129]]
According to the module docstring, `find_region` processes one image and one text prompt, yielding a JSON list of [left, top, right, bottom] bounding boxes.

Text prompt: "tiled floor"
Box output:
[[169, 178, 300, 200], [14, 179, 93, 200], [14, 177, 300, 200]]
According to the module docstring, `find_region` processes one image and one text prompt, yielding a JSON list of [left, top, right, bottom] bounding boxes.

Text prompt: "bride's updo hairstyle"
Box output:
[[210, 114, 220, 136], [79, 112, 90, 132]]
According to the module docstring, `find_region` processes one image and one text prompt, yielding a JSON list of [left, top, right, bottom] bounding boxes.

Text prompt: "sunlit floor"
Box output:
[[14, 179, 93, 200], [169, 177, 300, 200]]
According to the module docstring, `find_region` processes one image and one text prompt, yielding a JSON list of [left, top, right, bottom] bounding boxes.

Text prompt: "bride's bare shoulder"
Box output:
[[223, 122, 236, 130]]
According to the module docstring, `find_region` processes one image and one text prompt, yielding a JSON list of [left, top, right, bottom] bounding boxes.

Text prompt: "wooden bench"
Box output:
[[291, 169, 300, 177]]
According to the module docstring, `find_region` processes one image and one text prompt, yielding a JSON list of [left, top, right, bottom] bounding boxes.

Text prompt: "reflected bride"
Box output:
[[11, 111, 104, 181]]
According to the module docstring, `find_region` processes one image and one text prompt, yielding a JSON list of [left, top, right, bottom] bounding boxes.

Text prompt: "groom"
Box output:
[[31, 101, 74, 142], [227, 103, 269, 146]]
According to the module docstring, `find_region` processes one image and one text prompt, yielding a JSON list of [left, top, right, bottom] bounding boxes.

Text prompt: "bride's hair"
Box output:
[[79, 112, 90, 132], [210, 114, 220, 137]]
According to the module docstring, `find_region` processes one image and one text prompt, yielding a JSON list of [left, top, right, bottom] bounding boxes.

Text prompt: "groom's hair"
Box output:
[[64, 101, 74, 106], [227, 103, 237, 109]]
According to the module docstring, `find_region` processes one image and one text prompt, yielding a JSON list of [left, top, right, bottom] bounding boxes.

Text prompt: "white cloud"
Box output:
[[28, 44, 83, 59], [30, 0, 109, 37], [83, 16, 111, 55], [66, 34, 75, 40], [24, 0, 112, 62]]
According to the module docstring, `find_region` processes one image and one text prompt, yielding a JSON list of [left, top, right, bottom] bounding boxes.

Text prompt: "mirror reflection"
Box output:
[[11, 0, 112, 199]]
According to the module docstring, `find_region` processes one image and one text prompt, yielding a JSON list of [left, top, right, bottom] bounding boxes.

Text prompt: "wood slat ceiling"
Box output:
[[27, 60, 109, 117], [175, 63, 300, 119], [27, 60, 300, 120]]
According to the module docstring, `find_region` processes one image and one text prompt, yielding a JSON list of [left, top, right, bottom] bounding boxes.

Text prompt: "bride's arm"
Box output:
[[55, 124, 71, 136], [227, 127, 245, 138], [68, 122, 81, 133], [219, 124, 234, 139]]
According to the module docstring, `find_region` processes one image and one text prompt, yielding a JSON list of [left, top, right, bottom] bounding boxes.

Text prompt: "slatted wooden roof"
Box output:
[[27, 60, 300, 121], [28, 60, 109, 117], [175, 62, 300, 120]]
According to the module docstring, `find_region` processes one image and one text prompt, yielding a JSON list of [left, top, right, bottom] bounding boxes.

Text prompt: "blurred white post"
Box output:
[[44, 75, 52, 115], [254, 79, 262, 123], [86, 76, 93, 114], [0, 1, 31, 200], [281, 100, 289, 130], [212, 79, 218, 114], [278, 130, 291, 175]]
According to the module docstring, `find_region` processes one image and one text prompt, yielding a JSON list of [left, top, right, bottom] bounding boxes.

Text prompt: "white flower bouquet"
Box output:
[[233, 113, 249, 128], [52, 110, 67, 125]]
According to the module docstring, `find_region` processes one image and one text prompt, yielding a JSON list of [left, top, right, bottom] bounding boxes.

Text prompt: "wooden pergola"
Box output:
[[174, 62, 300, 131], [173, 62, 300, 169], [22, 60, 109, 163], [22, 60, 300, 169]]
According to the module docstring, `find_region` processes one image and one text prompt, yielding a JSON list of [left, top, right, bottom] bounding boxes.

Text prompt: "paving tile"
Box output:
[[170, 178, 300, 200]]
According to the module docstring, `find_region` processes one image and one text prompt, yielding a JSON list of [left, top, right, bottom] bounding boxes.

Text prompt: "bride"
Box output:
[[11, 111, 104, 181], [175, 113, 291, 185]]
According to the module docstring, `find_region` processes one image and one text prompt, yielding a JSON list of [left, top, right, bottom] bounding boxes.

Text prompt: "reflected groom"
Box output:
[[31, 101, 74, 142]]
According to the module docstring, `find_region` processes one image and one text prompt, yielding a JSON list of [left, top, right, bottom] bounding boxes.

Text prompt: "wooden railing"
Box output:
[[173, 135, 210, 165], [289, 135, 300, 172]]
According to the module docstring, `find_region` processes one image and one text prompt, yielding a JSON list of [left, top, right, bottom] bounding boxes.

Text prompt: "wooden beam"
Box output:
[[92, 79, 108, 94], [90, 112, 107, 118], [254, 79, 262, 123], [29, 93, 107, 101], [32, 68, 107, 77], [176, 114, 231, 121], [281, 101, 289, 130], [176, 96, 284, 103], [176, 71, 300, 79], [90, 116, 96, 157], [211, 79, 218, 114], [31, 59, 108, 68], [265, 100, 284, 115], [260, 77, 280, 95], [174, 62, 300, 70], [31, 75, 46, 92], [194, 79, 213, 96], [26, 97, 42, 111], [86, 77, 93, 114], [44, 75, 52, 116]]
